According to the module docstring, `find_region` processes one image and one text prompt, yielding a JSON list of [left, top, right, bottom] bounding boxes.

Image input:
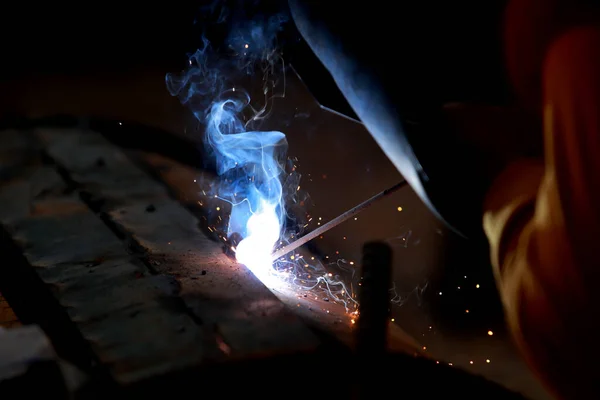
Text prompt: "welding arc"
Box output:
[[271, 180, 408, 261]]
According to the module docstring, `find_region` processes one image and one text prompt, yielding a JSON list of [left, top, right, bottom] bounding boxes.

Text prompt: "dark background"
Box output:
[[0, 1, 550, 398], [0, 1, 511, 110]]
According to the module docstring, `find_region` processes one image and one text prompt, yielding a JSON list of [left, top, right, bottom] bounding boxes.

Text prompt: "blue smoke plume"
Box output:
[[204, 94, 286, 239], [166, 3, 291, 276], [166, 4, 361, 312]]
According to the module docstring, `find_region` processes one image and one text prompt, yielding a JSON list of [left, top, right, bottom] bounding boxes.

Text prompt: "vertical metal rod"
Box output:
[[355, 241, 392, 398], [356, 241, 393, 356]]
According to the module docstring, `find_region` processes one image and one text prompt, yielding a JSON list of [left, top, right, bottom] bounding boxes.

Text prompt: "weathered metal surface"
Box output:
[[37, 128, 320, 360], [0, 125, 421, 385], [108, 199, 317, 358], [1, 198, 207, 385], [39, 128, 168, 206], [0, 130, 205, 384], [137, 152, 424, 356]]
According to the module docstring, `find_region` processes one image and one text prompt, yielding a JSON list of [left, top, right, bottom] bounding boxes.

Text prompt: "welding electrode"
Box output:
[[270, 180, 408, 261]]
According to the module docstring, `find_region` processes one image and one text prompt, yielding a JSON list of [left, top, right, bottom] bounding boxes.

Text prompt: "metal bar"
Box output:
[[355, 241, 392, 400], [355, 241, 393, 358], [271, 180, 407, 261]]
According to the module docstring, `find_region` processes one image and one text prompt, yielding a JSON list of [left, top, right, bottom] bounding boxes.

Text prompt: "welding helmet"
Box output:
[[288, 0, 543, 239]]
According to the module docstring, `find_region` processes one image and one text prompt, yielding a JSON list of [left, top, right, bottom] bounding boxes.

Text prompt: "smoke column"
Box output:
[[166, 3, 361, 312], [166, 3, 290, 283], [204, 94, 287, 282]]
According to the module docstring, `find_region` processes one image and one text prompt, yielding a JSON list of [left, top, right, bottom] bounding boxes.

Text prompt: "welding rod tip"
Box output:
[[271, 180, 407, 261]]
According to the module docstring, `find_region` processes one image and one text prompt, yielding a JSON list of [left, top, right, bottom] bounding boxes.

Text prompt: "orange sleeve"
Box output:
[[483, 26, 600, 400]]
